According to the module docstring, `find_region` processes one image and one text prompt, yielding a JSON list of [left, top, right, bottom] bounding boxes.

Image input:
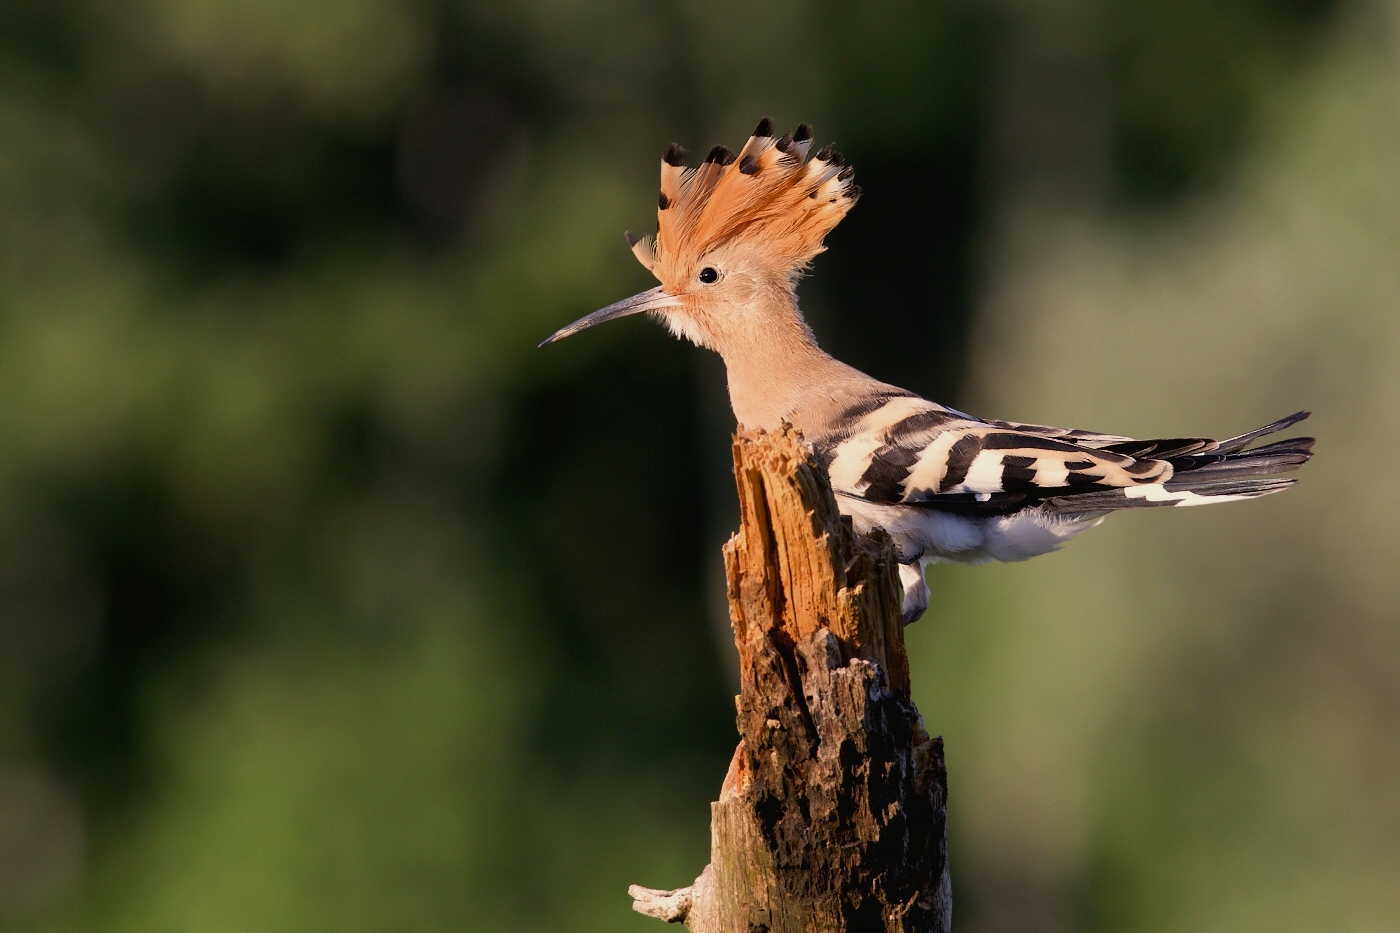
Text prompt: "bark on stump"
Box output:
[[630, 427, 951, 933]]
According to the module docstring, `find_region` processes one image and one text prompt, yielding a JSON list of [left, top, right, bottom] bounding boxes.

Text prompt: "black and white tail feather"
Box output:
[[1041, 412, 1314, 515]]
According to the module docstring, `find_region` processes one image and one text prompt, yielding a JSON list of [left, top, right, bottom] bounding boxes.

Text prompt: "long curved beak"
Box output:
[[538, 286, 681, 347]]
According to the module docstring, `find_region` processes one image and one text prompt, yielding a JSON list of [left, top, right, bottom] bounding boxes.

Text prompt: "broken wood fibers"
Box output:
[[631, 427, 951, 933]]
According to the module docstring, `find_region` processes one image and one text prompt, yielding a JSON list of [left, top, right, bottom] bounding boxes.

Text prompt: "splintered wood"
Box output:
[[630, 428, 951, 933]]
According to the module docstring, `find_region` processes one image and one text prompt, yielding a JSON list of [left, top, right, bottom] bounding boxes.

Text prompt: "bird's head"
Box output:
[[540, 119, 859, 350]]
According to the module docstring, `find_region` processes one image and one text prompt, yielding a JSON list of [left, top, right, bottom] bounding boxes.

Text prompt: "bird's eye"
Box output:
[[698, 267, 719, 284]]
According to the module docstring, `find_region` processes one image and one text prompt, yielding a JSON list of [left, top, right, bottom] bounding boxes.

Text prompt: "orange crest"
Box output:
[[627, 119, 859, 285]]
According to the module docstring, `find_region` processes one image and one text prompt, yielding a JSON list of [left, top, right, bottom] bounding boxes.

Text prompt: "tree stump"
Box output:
[[629, 427, 951, 933]]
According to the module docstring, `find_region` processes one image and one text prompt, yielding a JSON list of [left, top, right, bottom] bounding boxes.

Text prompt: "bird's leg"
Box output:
[[899, 560, 929, 625]]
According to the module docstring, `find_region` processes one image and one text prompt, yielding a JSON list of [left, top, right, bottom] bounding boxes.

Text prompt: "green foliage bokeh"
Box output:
[[0, 1, 1395, 931]]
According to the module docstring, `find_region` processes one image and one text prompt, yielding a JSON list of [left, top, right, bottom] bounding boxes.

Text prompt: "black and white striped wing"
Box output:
[[820, 401, 1312, 516]]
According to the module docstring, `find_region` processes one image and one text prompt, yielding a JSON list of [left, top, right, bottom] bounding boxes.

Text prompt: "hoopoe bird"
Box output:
[[541, 119, 1315, 623]]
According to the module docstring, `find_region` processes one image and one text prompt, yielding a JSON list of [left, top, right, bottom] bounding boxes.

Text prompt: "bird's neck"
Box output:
[[711, 291, 854, 430]]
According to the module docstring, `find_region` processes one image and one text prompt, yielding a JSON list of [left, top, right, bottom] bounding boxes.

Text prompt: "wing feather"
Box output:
[[815, 399, 1312, 516]]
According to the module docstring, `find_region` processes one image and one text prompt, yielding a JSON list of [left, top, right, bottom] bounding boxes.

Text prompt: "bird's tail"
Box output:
[[1044, 413, 1315, 515]]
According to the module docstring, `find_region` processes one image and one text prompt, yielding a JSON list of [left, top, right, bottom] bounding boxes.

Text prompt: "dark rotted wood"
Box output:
[[630, 427, 951, 933]]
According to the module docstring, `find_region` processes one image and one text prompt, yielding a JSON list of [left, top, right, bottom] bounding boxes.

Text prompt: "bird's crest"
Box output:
[[626, 118, 859, 284]]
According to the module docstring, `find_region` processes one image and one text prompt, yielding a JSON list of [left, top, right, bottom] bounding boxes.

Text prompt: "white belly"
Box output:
[[834, 495, 1106, 565]]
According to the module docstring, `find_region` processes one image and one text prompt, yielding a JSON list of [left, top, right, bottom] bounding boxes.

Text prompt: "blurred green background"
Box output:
[[1, 0, 1396, 930]]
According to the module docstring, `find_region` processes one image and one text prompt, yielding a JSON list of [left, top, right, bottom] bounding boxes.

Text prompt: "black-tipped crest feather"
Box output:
[[705, 145, 736, 165], [649, 120, 862, 282]]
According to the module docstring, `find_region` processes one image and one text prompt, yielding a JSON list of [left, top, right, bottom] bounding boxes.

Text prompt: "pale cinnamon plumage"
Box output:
[[541, 119, 1315, 623]]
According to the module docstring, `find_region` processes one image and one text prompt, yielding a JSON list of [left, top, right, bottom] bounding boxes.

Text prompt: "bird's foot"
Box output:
[[898, 561, 929, 625]]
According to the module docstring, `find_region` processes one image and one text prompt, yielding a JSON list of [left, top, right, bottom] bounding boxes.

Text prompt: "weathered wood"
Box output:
[[630, 427, 951, 933]]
